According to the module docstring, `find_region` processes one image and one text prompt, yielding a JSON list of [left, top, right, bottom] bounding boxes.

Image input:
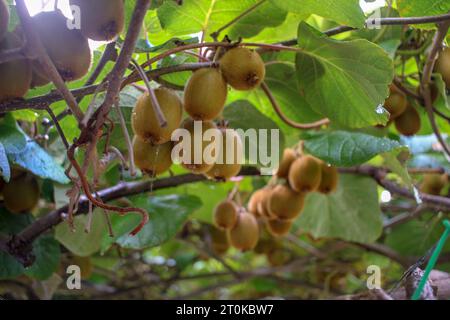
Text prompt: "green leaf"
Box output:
[[294, 174, 383, 243], [0, 209, 60, 280], [8, 136, 70, 184], [0, 143, 10, 182], [105, 195, 202, 250], [303, 130, 405, 167], [271, 0, 365, 28], [0, 114, 27, 154], [385, 216, 450, 256], [157, 0, 286, 40], [296, 23, 393, 128], [397, 0, 450, 29], [55, 211, 108, 257], [223, 100, 285, 170], [24, 235, 61, 280]]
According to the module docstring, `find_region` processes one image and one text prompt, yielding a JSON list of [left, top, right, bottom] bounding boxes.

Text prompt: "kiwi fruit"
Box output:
[[30, 65, 51, 88], [70, 0, 124, 41], [0, 33, 32, 102], [132, 88, 183, 145], [384, 85, 407, 119], [205, 128, 243, 181], [268, 184, 305, 221], [209, 225, 230, 255], [318, 162, 339, 194], [267, 248, 291, 267], [394, 104, 421, 136], [132, 136, 173, 176], [288, 155, 322, 193], [214, 200, 238, 230], [72, 256, 93, 280], [220, 47, 265, 90], [0, 0, 9, 41], [31, 11, 91, 81], [184, 68, 228, 121], [176, 118, 220, 174], [435, 47, 450, 88], [420, 173, 448, 196], [248, 189, 264, 217], [266, 218, 293, 237], [229, 211, 259, 251], [277, 148, 297, 179], [3, 174, 39, 213]]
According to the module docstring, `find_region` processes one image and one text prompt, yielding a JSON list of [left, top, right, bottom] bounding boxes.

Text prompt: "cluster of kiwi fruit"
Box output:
[[0, 168, 40, 214], [131, 47, 265, 180], [381, 84, 422, 136], [209, 200, 293, 267], [207, 145, 338, 262], [0, 0, 124, 101], [420, 173, 449, 196], [246, 147, 339, 238]]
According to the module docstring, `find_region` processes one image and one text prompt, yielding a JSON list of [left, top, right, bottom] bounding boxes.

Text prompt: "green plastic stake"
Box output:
[[411, 219, 450, 300]]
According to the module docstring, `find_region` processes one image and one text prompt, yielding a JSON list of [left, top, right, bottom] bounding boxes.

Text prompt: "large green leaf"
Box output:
[[55, 211, 108, 257], [0, 143, 10, 182], [0, 114, 27, 155], [385, 216, 450, 257], [294, 174, 383, 243], [296, 23, 393, 128], [271, 0, 365, 28], [157, 0, 286, 40], [0, 209, 60, 280], [223, 100, 285, 171], [397, 0, 450, 29], [303, 130, 405, 166], [102, 195, 202, 250], [8, 137, 70, 184]]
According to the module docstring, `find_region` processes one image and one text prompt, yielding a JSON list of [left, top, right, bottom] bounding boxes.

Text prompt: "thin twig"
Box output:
[[113, 101, 136, 176], [130, 58, 167, 128]]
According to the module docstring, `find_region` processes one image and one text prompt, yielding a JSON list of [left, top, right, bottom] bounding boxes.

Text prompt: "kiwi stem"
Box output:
[[111, 99, 136, 176], [420, 21, 450, 158], [261, 82, 330, 129], [130, 59, 168, 128]]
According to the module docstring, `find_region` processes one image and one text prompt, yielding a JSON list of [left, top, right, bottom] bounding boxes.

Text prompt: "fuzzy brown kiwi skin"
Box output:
[[132, 136, 173, 176], [248, 189, 264, 217], [229, 211, 259, 251], [205, 128, 243, 181], [214, 200, 238, 230], [268, 184, 305, 221], [384, 85, 407, 120], [435, 47, 450, 89], [394, 104, 421, 136], [31, 11, 91, 82], [288, 155, 322, 193], [0, 0, 9, 42], [220, 47, 265, 91], [132, 88, 183, 145], [420, 174, 448, 196], [266, 219, 292, 237], [318, 162, 339, 194], [177, 119, 220, 174], [184, 68, 228, 121], [70, 0, 124, 42], [209, 225, 230, 255], [277, 148, 297, 179], [0, 33, 32, 102], [3, 174, 39, 213]]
